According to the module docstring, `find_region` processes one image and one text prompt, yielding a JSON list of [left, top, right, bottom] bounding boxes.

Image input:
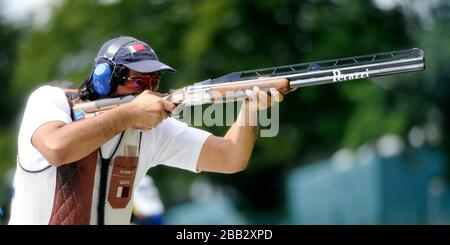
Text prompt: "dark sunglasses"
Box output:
[[123, 73, 160, 91]]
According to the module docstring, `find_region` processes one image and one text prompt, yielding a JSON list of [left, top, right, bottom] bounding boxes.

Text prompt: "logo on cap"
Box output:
[[128, 44, 146, 54]]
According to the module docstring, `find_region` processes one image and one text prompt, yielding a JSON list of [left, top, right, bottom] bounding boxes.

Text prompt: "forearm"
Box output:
[[33, 104, 134, 166], [223, 102, 259, 169], [197, 87, 282, 173]]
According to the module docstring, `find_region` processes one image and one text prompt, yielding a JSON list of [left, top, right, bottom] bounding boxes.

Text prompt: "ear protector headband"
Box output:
[[91, 36, 137, 97]]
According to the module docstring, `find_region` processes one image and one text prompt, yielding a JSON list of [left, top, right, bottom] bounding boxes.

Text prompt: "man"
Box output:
[[9, 36, 283, 225]]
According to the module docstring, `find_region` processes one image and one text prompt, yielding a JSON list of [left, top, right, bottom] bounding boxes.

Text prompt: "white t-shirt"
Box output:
[[9, 85, 211, 225]]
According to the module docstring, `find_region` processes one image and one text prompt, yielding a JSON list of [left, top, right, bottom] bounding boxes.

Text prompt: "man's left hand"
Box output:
[[244, 86, 284, 112]]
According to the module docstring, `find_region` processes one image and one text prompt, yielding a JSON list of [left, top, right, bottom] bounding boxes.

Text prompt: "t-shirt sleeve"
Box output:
[[140, 118, 211, 173], [17, 85, 72, 171], [22, 86, 72, 130]]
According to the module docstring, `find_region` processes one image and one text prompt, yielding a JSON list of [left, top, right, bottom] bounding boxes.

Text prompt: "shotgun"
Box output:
[[72, 48, 425, 120]]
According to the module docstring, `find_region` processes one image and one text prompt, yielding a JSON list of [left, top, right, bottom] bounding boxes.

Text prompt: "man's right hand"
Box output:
[[125, 90, 176, 131]]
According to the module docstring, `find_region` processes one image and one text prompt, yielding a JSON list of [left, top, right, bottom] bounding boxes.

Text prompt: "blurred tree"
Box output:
[[0, 16, 19, 181], [0, 18, 19, 126], [0, 15, 20, 224], [406, 1, 450, 178]]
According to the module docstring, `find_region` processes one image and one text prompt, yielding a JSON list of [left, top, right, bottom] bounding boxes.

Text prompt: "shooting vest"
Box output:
[[46, 90, 142, 224]]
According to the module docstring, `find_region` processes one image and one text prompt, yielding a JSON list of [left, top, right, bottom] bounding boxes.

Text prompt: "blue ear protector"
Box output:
[[91, 36, 137, 96]]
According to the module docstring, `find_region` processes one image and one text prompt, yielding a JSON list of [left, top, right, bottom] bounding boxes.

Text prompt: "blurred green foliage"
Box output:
[[0, 0, 449, 213]]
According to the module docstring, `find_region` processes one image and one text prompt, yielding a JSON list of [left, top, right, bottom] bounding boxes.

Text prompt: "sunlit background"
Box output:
[[0, 0, 449, 224]]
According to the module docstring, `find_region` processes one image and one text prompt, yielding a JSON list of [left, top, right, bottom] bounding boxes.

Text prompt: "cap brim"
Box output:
[[123, 60, 176, 73]]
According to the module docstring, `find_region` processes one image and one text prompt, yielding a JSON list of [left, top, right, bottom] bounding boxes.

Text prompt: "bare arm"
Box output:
[[32, 105, 133, 166], [197, 87, 283, 173], [32, 90, 174, 166], [197, 106, 258, 173]]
